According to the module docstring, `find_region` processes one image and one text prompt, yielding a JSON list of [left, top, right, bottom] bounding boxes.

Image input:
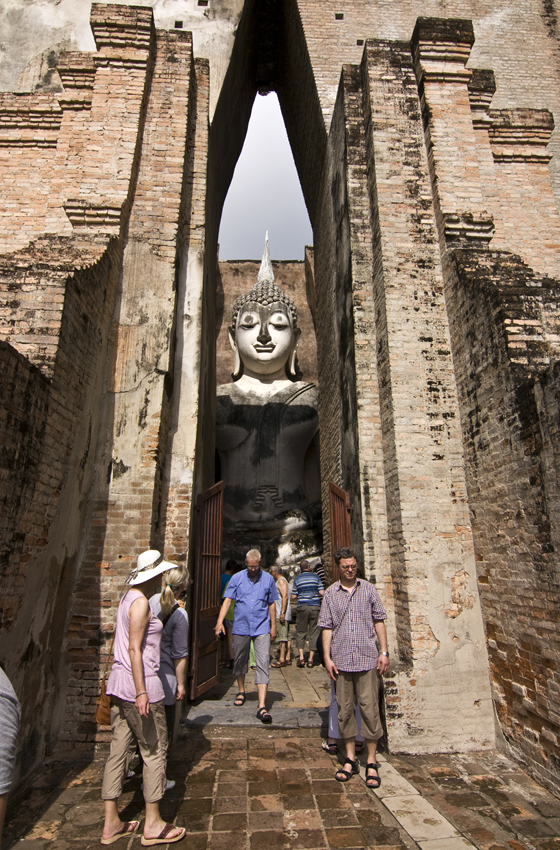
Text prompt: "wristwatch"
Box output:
[[380, 651, 389, 657]]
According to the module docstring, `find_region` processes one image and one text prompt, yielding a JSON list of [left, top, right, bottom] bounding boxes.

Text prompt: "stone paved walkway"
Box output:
[[4, 664, 560, 850]]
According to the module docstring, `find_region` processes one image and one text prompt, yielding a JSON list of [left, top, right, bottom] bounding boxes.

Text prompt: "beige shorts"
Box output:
[[277, 619, 290, 642], [335, 668, 383, 741]]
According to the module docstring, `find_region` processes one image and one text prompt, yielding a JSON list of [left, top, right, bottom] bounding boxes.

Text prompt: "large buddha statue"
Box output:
[[216, 236, 322, 568]]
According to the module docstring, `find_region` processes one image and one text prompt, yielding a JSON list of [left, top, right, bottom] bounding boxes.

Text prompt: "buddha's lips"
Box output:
[[253, 344, 275, 352]]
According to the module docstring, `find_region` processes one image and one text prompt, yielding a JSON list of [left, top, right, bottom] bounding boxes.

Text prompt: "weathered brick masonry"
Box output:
[[3, 0, 560, 796], [0, 4, 208, 777], [446, 250, 560, 791]]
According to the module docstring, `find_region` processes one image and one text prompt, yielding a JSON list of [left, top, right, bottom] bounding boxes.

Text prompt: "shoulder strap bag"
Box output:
[[95, 629, 115, 726]]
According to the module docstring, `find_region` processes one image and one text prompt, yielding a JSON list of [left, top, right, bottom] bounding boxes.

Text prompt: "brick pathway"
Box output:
[[4, 665, 560, 850]]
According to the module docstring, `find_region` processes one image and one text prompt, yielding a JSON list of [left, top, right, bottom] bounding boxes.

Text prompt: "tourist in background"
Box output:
[[322, 681, 364, 755], [220, 560, 238, 668], [291, 559, 324, 667], [314, 560, 328, 589], [270, 565, 292, 667], [150, 566, 188, 791], [215, 549, 278, 723]]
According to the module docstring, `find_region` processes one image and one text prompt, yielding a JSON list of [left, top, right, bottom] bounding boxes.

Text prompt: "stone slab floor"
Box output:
[[5, 664, 560, 850]]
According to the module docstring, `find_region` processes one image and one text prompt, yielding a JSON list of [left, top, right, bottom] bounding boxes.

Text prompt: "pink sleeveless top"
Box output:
[[106, 589, 165, 703]]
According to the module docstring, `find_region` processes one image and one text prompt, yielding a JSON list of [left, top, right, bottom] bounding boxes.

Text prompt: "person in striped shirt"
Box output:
[[291, 559, 325, 667]]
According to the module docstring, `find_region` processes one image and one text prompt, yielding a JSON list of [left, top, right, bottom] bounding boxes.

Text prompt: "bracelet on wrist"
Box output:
[[136, 691, 147, 698]]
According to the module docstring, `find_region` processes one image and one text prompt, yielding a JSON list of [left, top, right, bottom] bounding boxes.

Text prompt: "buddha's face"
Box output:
[[231, 300, 300, 377]]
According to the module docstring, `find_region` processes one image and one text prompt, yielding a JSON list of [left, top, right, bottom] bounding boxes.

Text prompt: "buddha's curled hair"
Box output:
[[231, 280, 298, 329]]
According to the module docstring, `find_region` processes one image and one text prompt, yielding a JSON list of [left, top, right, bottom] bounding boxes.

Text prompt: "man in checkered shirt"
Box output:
[[318, 547, 389, 789]]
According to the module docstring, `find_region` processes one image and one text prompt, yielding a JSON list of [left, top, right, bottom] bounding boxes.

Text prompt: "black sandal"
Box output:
[[335, 758, 359, 782], [256, 707, 272, 724], [366, 762, 381, 789], [234, 692, 245, 706]]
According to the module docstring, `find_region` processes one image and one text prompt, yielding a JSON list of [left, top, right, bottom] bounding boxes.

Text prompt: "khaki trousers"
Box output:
[[101, 697, 167, 803], [295, 605, 320, 650], [335, 668, 383, 741]]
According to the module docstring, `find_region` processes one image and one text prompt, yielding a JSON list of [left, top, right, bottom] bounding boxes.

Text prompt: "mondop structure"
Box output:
[[1, 0, 560, 794]]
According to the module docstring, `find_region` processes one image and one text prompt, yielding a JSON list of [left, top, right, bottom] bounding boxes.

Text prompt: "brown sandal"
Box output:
[[335, 759, 359, 782], [141, 825, 186, 846]]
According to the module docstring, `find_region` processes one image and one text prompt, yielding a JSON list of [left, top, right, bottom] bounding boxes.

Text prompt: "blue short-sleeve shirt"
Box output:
[[224, 569, 279, 636]]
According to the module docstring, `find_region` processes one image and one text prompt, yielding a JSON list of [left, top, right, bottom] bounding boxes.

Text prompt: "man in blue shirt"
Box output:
[[291, 559, 324, 667], [215, 549, 278, 723]]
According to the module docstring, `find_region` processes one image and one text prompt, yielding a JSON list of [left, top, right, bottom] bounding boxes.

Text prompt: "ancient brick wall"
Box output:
[[313, 70, 363, 573], [0, 239, 122, 779], [359, 36, 495, 753], [0, 342, 49, 629], [409, 15, 560, 786], [0, 4, 209, 774], [0, 5, 155, 254], [59, 27, 202, 753], [162, 54, 211, 565], [446, 249, 560, 790], [3, 0, 560, 794]]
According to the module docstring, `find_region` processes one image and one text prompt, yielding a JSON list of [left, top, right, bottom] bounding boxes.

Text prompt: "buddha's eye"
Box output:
[[239, 312, 258, 327], [269, 312, 290, 328]]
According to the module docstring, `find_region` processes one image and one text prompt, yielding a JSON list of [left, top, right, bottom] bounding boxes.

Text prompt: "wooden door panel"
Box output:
[[189, 481, 224, 701], [329, 481, 351, 583]]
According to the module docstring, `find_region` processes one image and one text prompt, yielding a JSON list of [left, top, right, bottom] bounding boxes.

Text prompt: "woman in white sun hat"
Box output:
[[100, 550, 186, 847]]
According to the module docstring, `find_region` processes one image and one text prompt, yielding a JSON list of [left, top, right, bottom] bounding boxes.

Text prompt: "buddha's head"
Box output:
[[228, 236, 301, 381]]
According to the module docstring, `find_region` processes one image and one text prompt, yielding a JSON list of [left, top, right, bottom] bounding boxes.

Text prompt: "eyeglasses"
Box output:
[[339, 563, 357, 570]]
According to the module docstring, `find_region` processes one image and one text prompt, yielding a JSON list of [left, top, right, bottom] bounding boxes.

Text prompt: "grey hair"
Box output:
[[245, 549, 261, 563]]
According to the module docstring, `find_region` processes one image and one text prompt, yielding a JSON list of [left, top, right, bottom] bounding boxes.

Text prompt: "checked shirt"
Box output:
[[318, 579, 387, 672]]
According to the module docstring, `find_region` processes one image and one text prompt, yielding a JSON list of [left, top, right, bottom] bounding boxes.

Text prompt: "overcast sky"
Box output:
[[218, 93, 313, 262]]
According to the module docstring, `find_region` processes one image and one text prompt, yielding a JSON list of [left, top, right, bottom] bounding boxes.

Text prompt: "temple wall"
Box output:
[[313, 75, 364, 571], [2, 0, 560, 793], [407, 17, 560, 783], [0, 242, 122, 782], [59, 27, 203, 754], [360, 38, 495, 753], [0, 5, 207, 775], [444, 249, 560, 790]]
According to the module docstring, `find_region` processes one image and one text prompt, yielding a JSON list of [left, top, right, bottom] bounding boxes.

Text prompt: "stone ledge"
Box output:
[[94, 48, 151, 70], [468, 68, 496, 127], [57, 52, 97, 90], [0, 93, 62, 127], [64, 199, 123, 232], [488, 108, 554, 162], [443, 212, 495, 246], [411, 16, 475, 85], [91, 3, 155, 52]]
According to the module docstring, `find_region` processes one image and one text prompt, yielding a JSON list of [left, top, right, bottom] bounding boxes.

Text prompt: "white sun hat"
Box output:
[[126, 549, 174, 586]]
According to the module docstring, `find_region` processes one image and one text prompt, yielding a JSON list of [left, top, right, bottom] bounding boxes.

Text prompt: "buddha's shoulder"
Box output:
[[287, 381, 318, 405]]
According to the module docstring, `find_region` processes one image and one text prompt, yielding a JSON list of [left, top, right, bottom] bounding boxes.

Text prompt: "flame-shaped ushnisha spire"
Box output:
[[258, 231, 274, 284], [231, 232, 298, 328]]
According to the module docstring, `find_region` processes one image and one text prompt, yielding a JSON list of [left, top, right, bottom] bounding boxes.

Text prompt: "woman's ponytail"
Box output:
[[160, 567, 187, 619]]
